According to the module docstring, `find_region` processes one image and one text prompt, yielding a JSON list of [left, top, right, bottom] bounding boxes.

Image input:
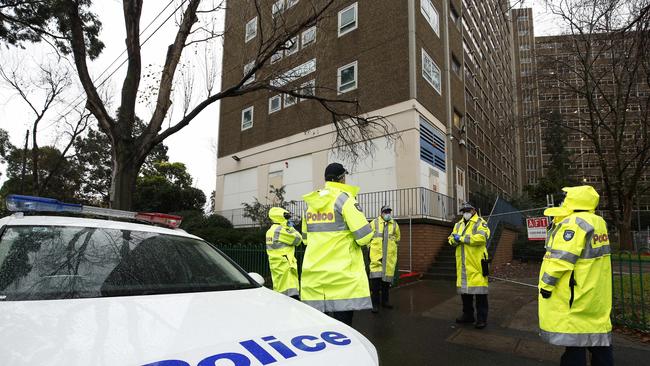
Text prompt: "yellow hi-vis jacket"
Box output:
[[369, 217, 400, 282], [448, 213, 490, 294], [265, 207, 302, 297], [539, 185, 612, 347], [300, 181, 374, 312]]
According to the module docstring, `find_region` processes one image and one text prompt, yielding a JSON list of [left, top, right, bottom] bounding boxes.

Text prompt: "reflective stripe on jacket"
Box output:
[[265, 207, 302, 297], [538, 212, 612, 347], [448, 214, 490, 294], [300, 181, 374, 312], [369, 217, 400, 282]]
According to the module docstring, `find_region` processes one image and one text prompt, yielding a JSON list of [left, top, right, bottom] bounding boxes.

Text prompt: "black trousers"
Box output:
[[327, 311, 354, 326], [461, 294, 488, 322], [370, 278, 391, 306], [560, 346, 613, 366]]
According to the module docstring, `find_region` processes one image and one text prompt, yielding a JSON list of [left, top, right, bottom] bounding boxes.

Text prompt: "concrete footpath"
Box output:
[[352, 279, 649, 366]]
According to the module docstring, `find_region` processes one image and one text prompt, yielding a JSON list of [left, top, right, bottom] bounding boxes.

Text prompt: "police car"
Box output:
[[0, 195, 379, 366]]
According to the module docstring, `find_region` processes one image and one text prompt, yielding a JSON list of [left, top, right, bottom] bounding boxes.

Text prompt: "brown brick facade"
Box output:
[[395, 220, 516, 274], [396, 220, 453, 273]]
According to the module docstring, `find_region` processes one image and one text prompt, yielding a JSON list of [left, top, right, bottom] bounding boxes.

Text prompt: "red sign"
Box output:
[[527, 217, 548, 241]]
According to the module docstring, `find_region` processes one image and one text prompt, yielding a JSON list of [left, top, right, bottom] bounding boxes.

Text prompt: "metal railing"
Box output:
[[612, 252, 649, 331], [217, 243, 306, 282], [217, 187, 456, 227]]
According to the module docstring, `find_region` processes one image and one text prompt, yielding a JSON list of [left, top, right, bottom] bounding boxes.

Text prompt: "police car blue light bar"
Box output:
[[5, 194, 183, 228]]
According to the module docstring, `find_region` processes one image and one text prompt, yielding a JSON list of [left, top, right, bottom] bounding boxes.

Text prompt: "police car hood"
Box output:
[[0, 287, 378, 366]]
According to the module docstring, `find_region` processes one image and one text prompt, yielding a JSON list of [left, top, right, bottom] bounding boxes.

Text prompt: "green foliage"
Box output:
[[242, 185, 294, 228], [133, 161, 206, 213], [176, 209, 264, 245], [73, 124, 169, 206], [0, 146, 81, 201], [0, 0, 104, 59]]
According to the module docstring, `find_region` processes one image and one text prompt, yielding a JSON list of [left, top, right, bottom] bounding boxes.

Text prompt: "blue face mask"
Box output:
[[382, 214, 391, 221]]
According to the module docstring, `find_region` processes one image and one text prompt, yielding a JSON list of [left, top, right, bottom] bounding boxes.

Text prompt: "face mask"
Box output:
[[382, 214, 391, 221], [463, 212, 473, 220]]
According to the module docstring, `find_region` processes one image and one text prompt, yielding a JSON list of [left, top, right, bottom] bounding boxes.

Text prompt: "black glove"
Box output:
[[540, 289, 552, 299]]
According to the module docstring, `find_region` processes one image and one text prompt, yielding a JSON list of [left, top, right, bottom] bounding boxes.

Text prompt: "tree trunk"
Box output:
[[110, 151, 139, 211], [617, 198, 634, 251]]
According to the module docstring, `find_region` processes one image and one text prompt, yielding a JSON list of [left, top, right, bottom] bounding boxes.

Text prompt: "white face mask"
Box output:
[[463, 212, 473, 220]]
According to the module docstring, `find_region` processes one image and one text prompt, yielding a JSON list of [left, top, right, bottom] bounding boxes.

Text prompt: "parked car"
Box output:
[[0, 195, 378, 366]]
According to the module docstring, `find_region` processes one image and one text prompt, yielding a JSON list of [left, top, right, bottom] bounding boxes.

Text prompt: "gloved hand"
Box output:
[[453, 234, 461, 242], [540, 289, 552, 299]]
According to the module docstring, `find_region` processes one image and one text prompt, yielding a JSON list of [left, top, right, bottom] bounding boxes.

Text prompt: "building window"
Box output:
[[285, 36, 299, 56], [269, 95, 282, 114], [450, 5, 460, 27], [338, 3, 358, 37], [272, 0, 284, 18], [241, 106, 254, 130], [270, 50, 283, 64], [451, 55, 461, 76], [245, 17, 257, 43], [301, 26, 316, 48], [243, 61, 255, 85], [519, 44, 530, 50], [300, 79, 315, 101], [287, 0, 299, 8], [271, 58, 316, 87], [517, 15, 529, 21], [453, 110, 462, 129], [284, 93, 297, 107], [421, 49, 441, 93], [520, 57, 531, 64], [419, 116, 446, 172], [420, 0, 439, 36], [337, 61, 357, 94], [518, 30, 528, 36]]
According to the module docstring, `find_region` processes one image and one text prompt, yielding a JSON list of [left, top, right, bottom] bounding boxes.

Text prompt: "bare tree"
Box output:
[[0, 61, 89, 195], [61, 0, 394, 210], [538, 0, 650, 248]]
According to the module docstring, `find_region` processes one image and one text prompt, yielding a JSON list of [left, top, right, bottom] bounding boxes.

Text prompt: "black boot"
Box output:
[[455, 314, 475, 323], [380, 281, 393, 309]]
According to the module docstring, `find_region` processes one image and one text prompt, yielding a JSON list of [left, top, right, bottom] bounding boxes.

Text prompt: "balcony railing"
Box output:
[[216, 187, 457, 227]]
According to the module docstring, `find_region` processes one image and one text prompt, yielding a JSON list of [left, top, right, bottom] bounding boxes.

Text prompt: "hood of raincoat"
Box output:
[[544, 185, 600, 217], [268, 206, 289, 225], [303, 181, 360, 210]]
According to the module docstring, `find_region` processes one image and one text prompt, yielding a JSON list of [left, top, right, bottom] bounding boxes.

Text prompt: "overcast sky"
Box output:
[[0, 0, 559, 207]]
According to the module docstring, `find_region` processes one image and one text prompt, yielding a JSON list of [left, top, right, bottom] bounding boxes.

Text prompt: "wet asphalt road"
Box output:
[[350, 280, 650, 366]]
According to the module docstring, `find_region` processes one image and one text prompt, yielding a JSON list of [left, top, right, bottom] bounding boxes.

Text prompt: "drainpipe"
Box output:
[[442, 1, 455, 202]]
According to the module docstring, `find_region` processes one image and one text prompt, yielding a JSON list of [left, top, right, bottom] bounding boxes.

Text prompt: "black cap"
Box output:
[[324, 163, 348, 181], [459, 202, 476, 213], [380, 205, 392, 213]]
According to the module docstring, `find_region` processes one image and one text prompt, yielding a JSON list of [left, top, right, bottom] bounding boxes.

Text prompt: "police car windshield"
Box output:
[[0, 225, 256, 301]]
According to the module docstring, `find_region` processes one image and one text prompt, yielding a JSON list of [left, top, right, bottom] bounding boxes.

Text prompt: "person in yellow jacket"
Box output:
[[300, 163, 374, 325], [368, 204, 400, 313], [538, 186, 613, 366], [265, 207, 302, 299], [448, 202, 491, 329]]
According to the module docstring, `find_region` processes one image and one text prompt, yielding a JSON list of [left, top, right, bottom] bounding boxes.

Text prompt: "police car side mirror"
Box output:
[[248, 272, 265, 286]]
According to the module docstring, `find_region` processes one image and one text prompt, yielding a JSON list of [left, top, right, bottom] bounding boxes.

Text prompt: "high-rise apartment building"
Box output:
[[512, 8, 649, 213], [215, 0, 520, 220], [511, 8, 543, 187]]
